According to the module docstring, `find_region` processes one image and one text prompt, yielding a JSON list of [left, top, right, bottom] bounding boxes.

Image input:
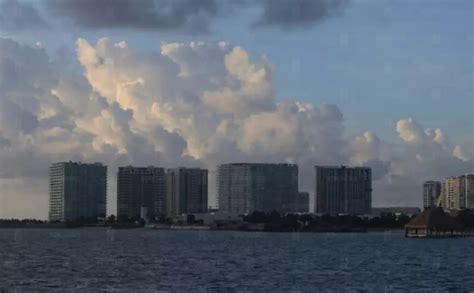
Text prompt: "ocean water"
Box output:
[[0, 229, 473, 292]]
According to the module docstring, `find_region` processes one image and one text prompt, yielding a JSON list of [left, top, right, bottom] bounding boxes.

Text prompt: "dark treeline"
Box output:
[[2, 209, 474, 231], [0, 219, 46, 224], [456, 209, 474, 228], [243, 209, 474, 232], [243, 211, 413, 232]]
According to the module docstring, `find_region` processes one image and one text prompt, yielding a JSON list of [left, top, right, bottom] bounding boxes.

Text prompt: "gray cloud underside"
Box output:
[[44, 0, 218, 33], [1, 0, 350, 33], [255, 0, 349, 29]]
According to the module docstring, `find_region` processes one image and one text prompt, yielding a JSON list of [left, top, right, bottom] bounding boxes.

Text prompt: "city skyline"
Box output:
[[43, 159, 474, 221], [0, 0, 473, 219], [47, 161, 361, 219]]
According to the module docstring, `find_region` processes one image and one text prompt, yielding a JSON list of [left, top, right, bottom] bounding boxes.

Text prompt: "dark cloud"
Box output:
[[44, 0, 218, 33], [0, 0, 48, 31], [2, 0, 349, 34], [255, 0, 349, 30]]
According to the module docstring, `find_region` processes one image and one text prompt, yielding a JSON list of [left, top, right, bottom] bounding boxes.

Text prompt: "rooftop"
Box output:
[[405, 207, 463, 230]]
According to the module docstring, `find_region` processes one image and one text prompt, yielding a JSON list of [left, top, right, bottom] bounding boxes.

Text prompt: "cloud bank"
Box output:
[[0, 37, 472, 218]]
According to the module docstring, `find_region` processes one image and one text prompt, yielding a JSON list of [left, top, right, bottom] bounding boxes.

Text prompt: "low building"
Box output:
[[193, 212, 243, 226], [371, 207, 421, 217]]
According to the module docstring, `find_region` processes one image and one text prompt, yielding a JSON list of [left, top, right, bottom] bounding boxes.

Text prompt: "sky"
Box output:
[[0, 0, 472, 219]]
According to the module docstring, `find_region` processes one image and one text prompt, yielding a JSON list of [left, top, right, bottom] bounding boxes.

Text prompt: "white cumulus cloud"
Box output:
[[0, 37, 472, 218]]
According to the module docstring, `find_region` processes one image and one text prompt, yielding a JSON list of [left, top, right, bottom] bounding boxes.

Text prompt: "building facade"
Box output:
[[117, 166, 166, 220], [217, 163, 298, 214], [166, 168, 208, 217], [315, 166, 372, 215], [290, 192, 310, 213], [439, 174, 474, 210], [423, 181, 441, 208], [462, 174, 474, 209], [49, 162, 107, 222], [443, 177, 462, 210]]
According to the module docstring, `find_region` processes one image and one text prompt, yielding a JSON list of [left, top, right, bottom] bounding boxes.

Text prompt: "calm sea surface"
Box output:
[[0, 229, 473, 292]]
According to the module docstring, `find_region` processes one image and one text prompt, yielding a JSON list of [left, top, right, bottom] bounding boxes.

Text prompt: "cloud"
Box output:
[[453, 145, 472, 162], [44, 0, 218, 33], [254, 0, 349, 30], [0, 0, 47, 31], [0, 37, 472, 218], [372, 118, 473, 207], [3, 0, 350, 34], [396, 118, 425, 144]]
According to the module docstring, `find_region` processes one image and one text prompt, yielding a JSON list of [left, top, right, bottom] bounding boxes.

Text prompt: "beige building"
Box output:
[[438, 174, 474, 210]]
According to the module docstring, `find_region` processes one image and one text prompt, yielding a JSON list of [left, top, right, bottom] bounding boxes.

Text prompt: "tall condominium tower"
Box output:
[[291, 192, 310, 213], [463, 174, 474, 209], [117, 166, 166, 220], [49, 162, 107, 222], [443, 177, 462, 210], [217, 163, 298, 214], [315, 166, 372, 215], [439, 174, 474, 210], [423, 181, 441, 208], [166, 168, 208, 217]]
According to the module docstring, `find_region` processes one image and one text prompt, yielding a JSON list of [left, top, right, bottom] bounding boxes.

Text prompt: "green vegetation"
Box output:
[[456, 209, 474, 228]]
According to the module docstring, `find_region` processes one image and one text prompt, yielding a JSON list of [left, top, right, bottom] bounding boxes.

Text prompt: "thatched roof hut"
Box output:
[[405, 207, 464, 238]]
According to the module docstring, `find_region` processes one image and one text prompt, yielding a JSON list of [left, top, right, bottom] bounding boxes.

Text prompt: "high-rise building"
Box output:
[[439, 174, 474, 210], [462, 174, 474, 209], [290, 192, 310, 213], [117, 166, 166, 220], [443, 177, 462, 210], [49, 162, 107, 222], [423, 181, 441, 208], [217, 163, 298, 214], [315, 166, 372, 215], [166, 168, 208, 217]]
